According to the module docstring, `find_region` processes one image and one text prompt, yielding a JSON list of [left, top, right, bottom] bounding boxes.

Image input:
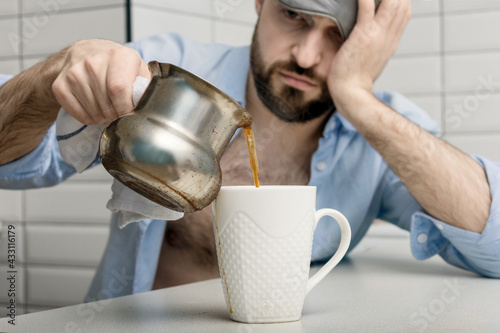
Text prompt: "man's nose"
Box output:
[[290, 31, 323, 69]]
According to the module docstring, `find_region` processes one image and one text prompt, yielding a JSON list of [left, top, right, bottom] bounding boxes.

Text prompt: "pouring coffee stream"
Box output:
[[100, 61, 261, 213], [244, 126, 260, 188]]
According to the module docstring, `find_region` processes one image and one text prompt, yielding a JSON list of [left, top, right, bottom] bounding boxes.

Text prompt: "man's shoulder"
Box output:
[[374, 90, 439, 135]]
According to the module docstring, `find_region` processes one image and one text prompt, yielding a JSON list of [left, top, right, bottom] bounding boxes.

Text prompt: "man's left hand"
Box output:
[[327, 0, 411, 104]]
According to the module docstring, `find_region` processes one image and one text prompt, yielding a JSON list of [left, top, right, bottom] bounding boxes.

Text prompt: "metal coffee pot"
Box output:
[[99, 61, 252, 212]]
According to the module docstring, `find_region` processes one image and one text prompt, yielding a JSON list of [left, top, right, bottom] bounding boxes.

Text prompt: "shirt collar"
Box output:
[[322, 112, 357, 137], [336, 113, 356, 131], [322, 91, 389, 136], [325, 91, 388, 135]]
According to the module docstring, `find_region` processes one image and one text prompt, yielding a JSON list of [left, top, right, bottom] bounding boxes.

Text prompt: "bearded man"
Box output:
[[0, 0, 498, 302]]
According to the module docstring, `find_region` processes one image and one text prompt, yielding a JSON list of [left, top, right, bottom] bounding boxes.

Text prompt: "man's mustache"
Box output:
[[270, 61, 323, 84]]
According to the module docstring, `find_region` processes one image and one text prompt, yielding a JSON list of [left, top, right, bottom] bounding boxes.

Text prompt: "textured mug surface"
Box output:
[[212, 186, 351, 323]]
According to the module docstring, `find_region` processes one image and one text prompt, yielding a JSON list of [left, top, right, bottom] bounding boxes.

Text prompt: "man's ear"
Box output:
[[255, 0, 264, 15]]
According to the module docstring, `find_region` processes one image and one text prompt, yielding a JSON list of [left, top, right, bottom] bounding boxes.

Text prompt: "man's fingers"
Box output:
[[53, 78, 93, 125], [375, 0, 402, 28], [89, 83, 118, 123], [52, 40, 152, 125], [84, 56, 119, 123], [376, 0, 411, 34], [389, 0, 412, 33], [357, 0, 375, 26], [385, 0, 411, 54], [65, 66, 111, 124], [106, 50, 147, 117], [139, 60, 152, 79]]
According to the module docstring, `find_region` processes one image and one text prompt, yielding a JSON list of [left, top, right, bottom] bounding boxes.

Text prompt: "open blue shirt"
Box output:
[[1, 33, 499, 302]]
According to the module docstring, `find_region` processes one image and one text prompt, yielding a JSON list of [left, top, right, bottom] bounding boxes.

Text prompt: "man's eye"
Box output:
[[284, 10, 302, 20], [329, 29, 343, 42]]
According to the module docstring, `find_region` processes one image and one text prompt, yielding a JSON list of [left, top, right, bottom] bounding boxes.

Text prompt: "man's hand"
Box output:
[[0, 39, 151, 165], [327, 0, 411, 101], [52, 39, 151, 125]]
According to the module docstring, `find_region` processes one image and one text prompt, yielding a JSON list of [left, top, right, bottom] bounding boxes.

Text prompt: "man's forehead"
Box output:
[[278, 0, 380, 40]]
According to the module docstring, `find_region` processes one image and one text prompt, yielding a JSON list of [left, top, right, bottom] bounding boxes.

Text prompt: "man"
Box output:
[[0, 0, 499, 302]]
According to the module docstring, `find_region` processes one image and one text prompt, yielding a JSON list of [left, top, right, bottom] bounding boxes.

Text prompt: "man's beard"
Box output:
[[249, 29, 335, 123]]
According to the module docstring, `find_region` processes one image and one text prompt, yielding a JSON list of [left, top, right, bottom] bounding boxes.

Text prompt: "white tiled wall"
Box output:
[[0, 0, 124, 317], [132, 7, 212, 43], [0, 0, 126, 73], [374, 0, 500, 161], [22, 8, 126, 56], [25, 183, 113, 224], [1, 0, 500, 319], [130, 0, 257, 45]]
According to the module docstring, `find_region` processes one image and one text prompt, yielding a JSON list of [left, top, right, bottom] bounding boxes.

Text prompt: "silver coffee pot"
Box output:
[[99, 61, 252, 212]]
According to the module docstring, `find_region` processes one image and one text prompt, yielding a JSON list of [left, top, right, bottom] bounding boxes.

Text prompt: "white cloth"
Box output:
[[56, 76, 184, 228]]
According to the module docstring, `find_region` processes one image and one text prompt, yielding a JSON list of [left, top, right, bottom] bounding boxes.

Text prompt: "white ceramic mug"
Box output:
[[212, 186, 351, 323]]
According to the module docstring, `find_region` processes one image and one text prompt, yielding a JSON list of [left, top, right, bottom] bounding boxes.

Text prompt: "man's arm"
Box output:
[[0, 51, 65, 165], [0, 39, 150, 166], [338, 91, 491, 233], [328, 0, 491, 233]]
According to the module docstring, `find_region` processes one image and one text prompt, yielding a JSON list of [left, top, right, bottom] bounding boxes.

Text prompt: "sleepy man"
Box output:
[[0, 0, 498, 301]]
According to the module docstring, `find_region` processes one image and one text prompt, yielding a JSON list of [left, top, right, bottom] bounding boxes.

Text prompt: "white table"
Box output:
[[1, 227, 499, 332]]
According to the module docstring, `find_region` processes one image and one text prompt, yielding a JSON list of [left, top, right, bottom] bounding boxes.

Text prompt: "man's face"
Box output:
[[250, 0, 344, 123]]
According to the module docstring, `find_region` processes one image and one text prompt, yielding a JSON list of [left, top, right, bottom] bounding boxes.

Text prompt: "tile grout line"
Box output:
[[443, 6, 500, 17], [210, 2, 216, 44], [392, 48, 500, 59], [443, 131, 500, 137], [126, 0, 132, 42], [20, 3, 124, 17], [18, 0, 23, 72], [23, 221, 111, 227], [18, 0, 29, 309], [401, 90, 500, 98], [14, 262, 101, 270], [133, 3, 256, 26], [439, 0, 446, 137]]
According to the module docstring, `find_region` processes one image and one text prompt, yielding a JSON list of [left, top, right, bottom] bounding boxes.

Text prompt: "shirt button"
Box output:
[[316, 162, 327, 171], [436, 224, 444, 230], [417, 233, 428, 243]]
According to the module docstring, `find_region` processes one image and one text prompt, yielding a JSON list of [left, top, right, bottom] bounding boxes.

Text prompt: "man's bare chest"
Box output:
[[220, 130, 312, 186]]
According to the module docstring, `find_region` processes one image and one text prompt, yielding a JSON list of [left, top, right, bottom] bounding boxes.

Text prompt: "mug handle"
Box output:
[[306, 209, 351, 294]]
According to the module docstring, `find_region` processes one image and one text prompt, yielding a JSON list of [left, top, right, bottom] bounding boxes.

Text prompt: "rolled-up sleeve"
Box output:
[[0, 124, 77, 188], [0, 74, 12, 85], [410, 156, 500, 278], [1, 73, 77, 188]]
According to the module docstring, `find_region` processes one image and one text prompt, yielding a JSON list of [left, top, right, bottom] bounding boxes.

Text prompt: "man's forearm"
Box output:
[[336, 89, 491, 233], [0, 49, 67, 165]]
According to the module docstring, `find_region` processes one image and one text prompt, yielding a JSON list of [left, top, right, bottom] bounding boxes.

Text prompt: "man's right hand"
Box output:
[[0, 38, 151, 165], [52, 39, 151, 125]]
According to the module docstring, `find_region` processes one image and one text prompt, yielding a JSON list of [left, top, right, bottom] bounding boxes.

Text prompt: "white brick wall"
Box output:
[[0, 0, 126, 72], [1, 0, 499, 318], [0, 0, 124, 317], [374, 0, 500, 161], [130, 0, 257, 45]]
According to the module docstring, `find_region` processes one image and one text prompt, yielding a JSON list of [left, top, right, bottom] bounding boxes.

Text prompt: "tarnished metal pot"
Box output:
[[100, 61, 252, 212]]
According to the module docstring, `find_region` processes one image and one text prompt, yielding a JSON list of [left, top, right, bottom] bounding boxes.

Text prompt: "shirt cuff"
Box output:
[[410, 156, 500, 277]]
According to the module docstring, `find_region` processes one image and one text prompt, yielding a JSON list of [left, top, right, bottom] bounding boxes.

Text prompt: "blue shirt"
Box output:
[[1, 33, 499, 302]]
